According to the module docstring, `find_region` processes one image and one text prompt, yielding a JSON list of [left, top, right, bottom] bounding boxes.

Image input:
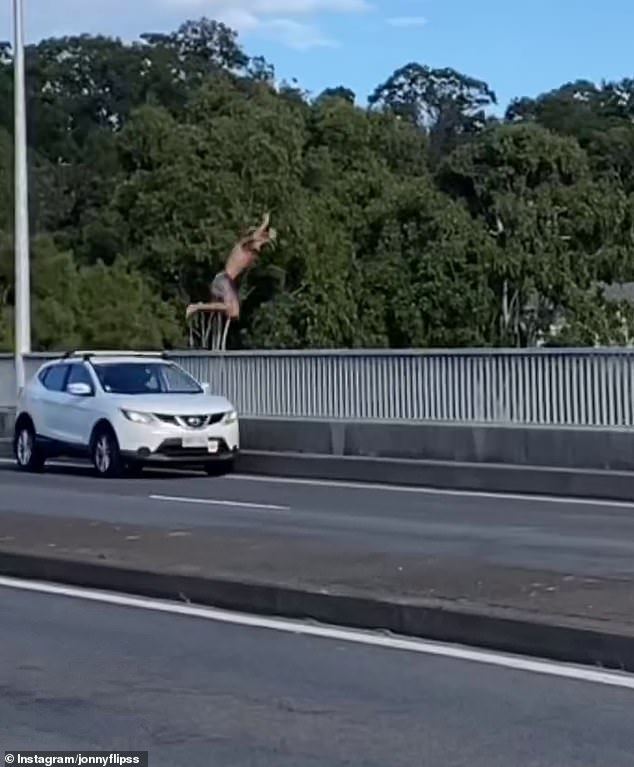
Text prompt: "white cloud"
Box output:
[[386, 16, 427, 27], [3, 0, 370, 52], [161, 0, 370, 49], [213, 8, 260, 31], [261, 18, 337, 49], [164, 0, 370, 12]]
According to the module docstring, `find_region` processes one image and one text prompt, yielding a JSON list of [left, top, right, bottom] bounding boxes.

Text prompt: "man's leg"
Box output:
[[186, 301, 226, 320], [184, 289, 238, 320], [212, 272, 240, 321], [186, 270, 235, 320], [223, 287, 240, 320]]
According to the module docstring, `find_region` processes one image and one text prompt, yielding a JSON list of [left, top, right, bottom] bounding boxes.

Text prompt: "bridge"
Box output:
[[2, 346, 634, 498]]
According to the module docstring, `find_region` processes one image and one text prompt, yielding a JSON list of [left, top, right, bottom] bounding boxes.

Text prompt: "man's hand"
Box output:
[[252, 212, 276, 248]]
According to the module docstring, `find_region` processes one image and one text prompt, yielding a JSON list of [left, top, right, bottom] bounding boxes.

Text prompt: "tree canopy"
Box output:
[[1, 18, 633, 351]]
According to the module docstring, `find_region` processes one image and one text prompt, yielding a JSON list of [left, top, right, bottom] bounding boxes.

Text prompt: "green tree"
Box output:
[[439, 122, 634, 345], [506, 79, 634, 191], [369, 63, 496, 161]]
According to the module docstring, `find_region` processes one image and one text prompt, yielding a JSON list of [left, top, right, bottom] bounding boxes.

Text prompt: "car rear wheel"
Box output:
[[91, 425, 123, 478], [14, 422, 45, 472]]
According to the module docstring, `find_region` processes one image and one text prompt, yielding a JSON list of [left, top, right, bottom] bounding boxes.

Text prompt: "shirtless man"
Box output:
[[186, 213, 276, 322]]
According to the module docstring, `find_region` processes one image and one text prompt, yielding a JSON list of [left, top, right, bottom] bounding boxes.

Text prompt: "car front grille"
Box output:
[[154, 412, 226, 429]]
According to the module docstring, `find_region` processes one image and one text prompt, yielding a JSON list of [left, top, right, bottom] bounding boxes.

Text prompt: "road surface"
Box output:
[[2, 462, 634, 577], [2, 583, 633, 766]]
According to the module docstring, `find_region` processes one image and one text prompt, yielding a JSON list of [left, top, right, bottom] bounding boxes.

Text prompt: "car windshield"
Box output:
[[92, 362, 203, 395]]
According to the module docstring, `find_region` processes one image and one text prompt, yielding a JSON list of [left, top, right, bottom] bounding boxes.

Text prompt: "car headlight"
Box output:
[[222, 410, 238, 424], [121, 409, 154, 424]]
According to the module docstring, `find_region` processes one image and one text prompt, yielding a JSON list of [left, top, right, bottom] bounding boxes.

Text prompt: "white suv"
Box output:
[[12, 351, 240, 477]]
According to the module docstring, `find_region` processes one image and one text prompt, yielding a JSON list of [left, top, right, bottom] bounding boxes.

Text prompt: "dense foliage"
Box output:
[[1, 19, 634, 351]]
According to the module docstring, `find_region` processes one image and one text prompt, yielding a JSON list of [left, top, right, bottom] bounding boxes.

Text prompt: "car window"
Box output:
[[67, 363, 93, 388], [160, 364, 203, 393], [40, 364, 69, 392], [92, 362, 202, 395]]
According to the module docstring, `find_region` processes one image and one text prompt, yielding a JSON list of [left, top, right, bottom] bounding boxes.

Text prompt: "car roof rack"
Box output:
[[62, 350, 169, 361]]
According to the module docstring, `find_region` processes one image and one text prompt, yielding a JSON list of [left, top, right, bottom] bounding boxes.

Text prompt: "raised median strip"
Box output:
[[1, 510, 634, 672]]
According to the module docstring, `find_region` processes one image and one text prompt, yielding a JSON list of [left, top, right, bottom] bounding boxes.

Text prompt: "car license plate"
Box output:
[[182, 435, 207, 449], [207, 440, 219, 454]]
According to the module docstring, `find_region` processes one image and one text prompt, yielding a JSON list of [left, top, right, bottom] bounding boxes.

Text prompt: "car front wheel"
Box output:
[[91, 426, 123, 478]]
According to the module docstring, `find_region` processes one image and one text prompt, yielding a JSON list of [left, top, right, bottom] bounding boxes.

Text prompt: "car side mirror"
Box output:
[[67, 382, 93, 397], [201, 382, 211, 395]]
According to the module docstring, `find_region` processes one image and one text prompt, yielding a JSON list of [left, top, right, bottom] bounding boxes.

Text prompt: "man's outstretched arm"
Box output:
[[225, 212, 276, 281]]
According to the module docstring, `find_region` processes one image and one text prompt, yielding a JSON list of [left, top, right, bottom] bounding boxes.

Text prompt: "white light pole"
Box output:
[[13, 0, 31, 396]]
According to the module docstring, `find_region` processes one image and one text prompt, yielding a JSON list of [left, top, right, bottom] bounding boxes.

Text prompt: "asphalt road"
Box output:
[[2, 462, 634, 577], [2, 584, 633, 766]]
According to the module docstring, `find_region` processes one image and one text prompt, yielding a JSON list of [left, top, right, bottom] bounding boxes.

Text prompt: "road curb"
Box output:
[[1, 550, 634, 672]]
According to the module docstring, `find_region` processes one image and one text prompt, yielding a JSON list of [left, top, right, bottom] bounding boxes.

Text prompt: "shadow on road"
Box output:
[[0, 461, 205, 481]]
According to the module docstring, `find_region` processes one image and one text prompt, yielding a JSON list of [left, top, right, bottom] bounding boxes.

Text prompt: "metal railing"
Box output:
[[2, 348, 634, 427]]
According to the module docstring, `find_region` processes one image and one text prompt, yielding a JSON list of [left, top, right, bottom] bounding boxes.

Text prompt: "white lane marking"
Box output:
[[0, 576, 633, 692], [2, 456, 632, 511], [229, 472, 634, 510], [150, 494, 289, 512]]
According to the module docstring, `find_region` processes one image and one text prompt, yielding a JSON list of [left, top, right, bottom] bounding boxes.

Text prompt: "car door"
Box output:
[[60, 362, 99, 446], [36, 363, 71, 441]]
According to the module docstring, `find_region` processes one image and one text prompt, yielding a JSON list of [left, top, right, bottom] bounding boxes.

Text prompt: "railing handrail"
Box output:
[[3, 346, 634, 360]]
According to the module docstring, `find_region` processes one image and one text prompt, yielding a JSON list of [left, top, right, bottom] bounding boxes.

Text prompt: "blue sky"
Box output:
[[1, 0, 633, 110]]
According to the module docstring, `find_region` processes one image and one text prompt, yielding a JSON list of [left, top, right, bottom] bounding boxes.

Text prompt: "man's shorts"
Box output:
[[210, 272, 239, 304]]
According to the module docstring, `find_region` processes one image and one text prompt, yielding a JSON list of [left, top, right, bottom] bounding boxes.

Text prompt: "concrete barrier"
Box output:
[[240, 417, 634, 471], [236, 418, 634, 500]]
